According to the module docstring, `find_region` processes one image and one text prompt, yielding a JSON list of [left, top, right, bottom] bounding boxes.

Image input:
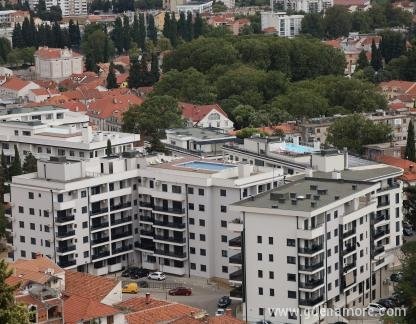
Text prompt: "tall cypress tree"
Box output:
[[163, 12, 171, 39], [12, 23, 24, 48], [147, 14, 157, 43], [22, 153, 37, 174], [170, 15, 178, 47], [185, 12, 194, 41], [123, 15, 131, 52], [29, 16, 37, 47], [51, 21, 62, 48], [194, 12, 203, 38], [356, 50, 368, 71], [138, 13, 146, 50], [406, 120, 416, 162], [128, 55, 141, 88], [68, 19, 78, 48], [107, 62, 118, 89], [370, 39, 382, 71], [9, 145, 21, 178], [131, 14, 140, 46], [177, 11, 186, 40], [21, 17, 31, 47], [112, 17, 124, 53], [150, 53, 159, 84]]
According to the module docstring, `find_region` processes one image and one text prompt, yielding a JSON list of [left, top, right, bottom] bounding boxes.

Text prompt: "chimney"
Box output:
[[343, 147, 348, 170], [225, 308, 232, 316], [145, 293, 151, 304]]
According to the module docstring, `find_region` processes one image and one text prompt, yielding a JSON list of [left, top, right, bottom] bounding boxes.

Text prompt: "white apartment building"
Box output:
[[34, 47, 83, 82], [261, 12, 304, 37], [59, 0, 88, 16], [177, 1, 213, 13], [272, 0, 333, 12], [0, 77, 40, 101], [0, 121, 140, 164], [229, 164, 403, 323]]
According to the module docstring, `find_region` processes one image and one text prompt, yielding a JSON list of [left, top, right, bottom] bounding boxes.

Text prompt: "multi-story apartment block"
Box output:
[[261, 12, 304, 37], [28, 0, 87, 16], [0, 121, 139, 164], [272, 0, 333, 12], [229, 164, 403, 323]]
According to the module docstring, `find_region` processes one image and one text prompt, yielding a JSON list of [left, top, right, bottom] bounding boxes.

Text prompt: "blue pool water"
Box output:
[[179, 161, 236, 171], [284, 143, 316, 154]]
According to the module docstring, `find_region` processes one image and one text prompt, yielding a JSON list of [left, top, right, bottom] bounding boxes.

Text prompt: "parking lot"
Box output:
[[119, 273, 238, 316]]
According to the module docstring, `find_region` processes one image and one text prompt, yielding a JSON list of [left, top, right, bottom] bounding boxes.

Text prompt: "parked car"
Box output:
[[122, 282, 138, 294], [366, 303, 386, 314], [390, 272, 403, 282], [147, 272, 166, 281], [168, 287, 192, 296], [217, 296, 231, 308], [215, 309, 225, 317], [390, 292, 405, 306], [403, 228, 413, 236], [130, 268, 150, 279], [121, 266, 139, 277], [138, 280, 149, 288], [378, 298, 395, 308]]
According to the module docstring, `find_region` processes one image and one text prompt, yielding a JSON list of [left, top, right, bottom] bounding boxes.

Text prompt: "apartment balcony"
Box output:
[[92, 250, 110, 260], [377, 183, 400, 193], [229, 269, 243, 283], [110, 202, 132, 212], [297, 224, 325, 240], [343, 244, 357, 255], [377, 200, 390, 208], [373, 214, 389, 225], [6, 235, 13, 245], [154, 249, 187, 260], [140, 229, 154, 237], [374, 246, 385, 257], [343, 261, 357, 273], [229, 236, 241, 249], [139, 215, 153, 223], [299, 262, 324, 273], [299, 279, 325, 290], [343, 228, 356, 239], [112, 231, 133, 240], [91, 236, 110, 245], [5, 208, 11, 216], [56, 244, 76, 254], [91, 222, 109, 231], [90, 207, 109, 216], [153, 220, 186, 230], [228, 219, 243, 232], [112, 244, 133, 255], [374, 229, 390, 240], [57, 260, 76, 268], [111, 216, 132, 226], [139, 201, 153, 209], [299, 295, 324, 307], [298, 245, 324, 255], [56, 230, 75, 239], [134, 241, 155, 252], [5, 221, 12, 231], [55, 215, 75, 224], [153, 206, 186, 216], [229, 286, 243, 301], [229, 253, 242, 266], [153, 235, 186, 245]]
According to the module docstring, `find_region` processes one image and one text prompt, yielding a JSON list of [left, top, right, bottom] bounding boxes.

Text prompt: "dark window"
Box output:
[[18, 206, 24, 213], [188, 187, 194, 194], [200, 264, 206, 272], [258, 287, 263, 295], [190, 247, 195, 254], [189, 218, 195, 225], [287, 256, 296, 264], [220, 205, 227, 213], [220, 189, 226, 196], [270, 288, 275, 296], [269, 254, 274, 262], [222, 266, 228, 273], [257, 236, 262, 244], [172, 185, 181, 193], [162, 184, 168, 192], [83, 236, 88, 243], [287, 239, 296, 247], [30, 223, 35, 230], [269, 271, 274, 279], [198, 188, 204, 196], [258, 253, 262, 261], [29, 192, 34, 199], [188, 203, 194, 210], [20, 236, 25, 242], [84, 251, 89, 258], [29, 208, 34, 215], [200, 249, 206, 256], [82, 221, 88, 228], [288, 291, 297, 299], [19, 221, 24, 228], [198, 205, 205, 212], [190, 263, 196, 270], [258, 270, 263, 278], [269, 237, 273, 245], [200, 234, 206, 241], [221, 250, 227, 257], [221, 220, 227, 228], [31, 238, 36, 245], [287, 273, 296, 281], [190, 232, 195, 239], [199, 219, 205, 226], [82, 206, 87, 214], [221, 235, 227, 242]]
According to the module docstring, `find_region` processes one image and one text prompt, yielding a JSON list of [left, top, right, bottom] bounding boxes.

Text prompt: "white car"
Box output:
[[147, 271, 166, 281], [215, 308, 225, 317], [366, 303, 386, 315]]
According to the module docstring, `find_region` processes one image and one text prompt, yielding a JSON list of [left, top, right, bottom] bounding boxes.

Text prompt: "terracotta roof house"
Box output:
[[180, 102, 234, 131], [0, 77, 40, 101], [377, 155, 416, 185], [380, 80, 416, 100]]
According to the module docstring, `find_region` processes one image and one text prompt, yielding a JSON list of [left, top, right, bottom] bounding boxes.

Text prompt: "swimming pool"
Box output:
[[178, 161, 236, 171], [283, 143, 316, 154]]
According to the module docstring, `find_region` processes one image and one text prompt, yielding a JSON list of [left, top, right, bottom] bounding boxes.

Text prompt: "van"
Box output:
[[122, 282, 138, 294]]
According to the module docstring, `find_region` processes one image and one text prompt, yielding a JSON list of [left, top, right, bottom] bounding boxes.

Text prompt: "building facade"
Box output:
[[261, 12, 304, 37], [272, 0, 333, 12]]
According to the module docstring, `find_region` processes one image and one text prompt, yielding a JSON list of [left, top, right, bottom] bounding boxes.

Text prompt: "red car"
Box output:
[[168, 287, 192, 296]]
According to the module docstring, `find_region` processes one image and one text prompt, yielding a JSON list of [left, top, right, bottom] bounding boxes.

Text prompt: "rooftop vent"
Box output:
[[310, 185, 318, 190]]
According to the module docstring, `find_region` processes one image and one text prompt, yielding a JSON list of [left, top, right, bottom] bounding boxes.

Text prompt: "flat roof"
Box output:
[[313, 166, 403, 181], [234, 177, 375, 212], [0, 105, 63, 116], [166, 127, 235, 140]]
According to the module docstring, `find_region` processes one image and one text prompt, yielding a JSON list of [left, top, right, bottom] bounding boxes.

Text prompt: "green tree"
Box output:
[[106, 139, 112, 156], [123, 15, 131, 52], [379, 30, 406, 64], [162, 12, 171, 39], [22, 153, 37, 174], [122, 95, 183, 150], [0, 37, 11, 64], [370, 39, 383, 71], [405, 120, 416, 162], [9, 145, 21, 178], [177, 11, 186, 40], [150, 53, 160, 84], [128, 55, 141, 88], [236, 127, 267, 139], [68, 19, 81, 48], [12, 23, 24, 48], [323, 5, 352, 38], [193, 12, 204, 38], [147, 14, 157, 43], [185, 12, 193, 41], [112, 17, 124, 53], [356, 50, 369, 70], [212, 0, 227, 12], [138, 13, 146, 50], [0, 259, 30, 323], [107, 62, 118, 89], [131, 14, 140, 46], [82, 26, 114, 69], [36, 0, 46, 12], [232, 104, 259, 129], [327, 114, 392, 154], [301, 13, 324, 38]]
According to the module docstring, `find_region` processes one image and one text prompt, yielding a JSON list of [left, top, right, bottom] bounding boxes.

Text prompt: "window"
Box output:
[[258, 270, 263, 278], [20, 236, 25, 243], [29, 192, 34, 199], [45, 240, 50, 247], [258, 253, 262, 261], [259, 308, 264, 316], [82, 221, 88, 228], [83, 236, 88, 243], [335, 279, 339, 287], [43, 210, 49, 217], [287, 239, 296, 247], [326, 213, 331, 222], [188, 187, 194, 194], [396, 221, 400, 232], [257, 236, 262, 244], [30, 223, 35, 230], [19, 206, 24, 213], [162, 184, 168, 192], [396, 207, 400, 218], [84, 251, 89, 258], [222, 266, 228, 273], [172, 185, 182, 194], [269, 254, 274, 262], [287, 256, 296, 264], [200, 264, 206, 272], [221, 250, 227, 257], [328, 266, 332, 274], [199, 219, 205, 226], [287, 273, 296, 281], [189, 218, 195, 225], [327, 231, 331, 240], [221, 220, 227, 228], [188, 203, 194, 210], [19, 221, 24, 228], [44, 225, 49, 232], [21, 250, 26, 257], [269, 271, 274, 279], [335, 262, 338, 270], [82, 206, 87, 214], [198, 205, 205, 212], [190, 247, 195, 254], [81, 191, 86, 198], [269, 237, 273, 245], [190, 263, 196, 270], [200, 249, 206, 256], [220, 189, 226, 197], [334, 228, 338, 237], [270, 288, 275, 296], [200, 234, 206, 241], [335, 245, 339, 254], [220, 205, 227, 213], [190, 233, 195, 239], [31, 238, 36, 245], [57, 194, 63, 202], [396, 193, 400, 204], [258, 287, 263, 295], [29, 208, 34, 215], [327, 249, 331, 257], [198, 188, 204, 196], [288, 291, 297, 299]]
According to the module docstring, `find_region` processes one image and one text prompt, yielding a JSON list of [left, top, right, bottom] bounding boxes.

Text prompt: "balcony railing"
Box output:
[[91, 222, 109, 230], [56, 215, 75, 223], [299, 295, 324, 306], [374, 246, 385, 256], [112, 244, 133, 254], [56, 230, 75, 238], [134, 241, 155, 251], [92, 250, 110, 260], [110, 202, 132, 211], [112, 231, 133, 240], [154, 249, 186, 258], [90, 207, 108, 216], [139, 215, 153, 222], [343, 244, 356, 254], [229, 269, 243, 281], [377, 200, 390, 208], [373, 215, 389, 224], [91, 236, 109, 245], [229, 253, 242, 264], [229, 236, 241, 248], [230, 286, 243, 299], [343, 261, 357, 273], [298, 245, 323, 254], [153, 206, 185, 215], [299, 279, 324, 289], [57, 260, 76, 267], [111, 216, 132, 226], [139, 201, 153, 208], [140, 230, 154, 237], [153, 220, 186, 229], [299, 262, 324, 272], [154, 235, 186, 243], [343, 228, 356, 239], [374, 229, 390, 240], [56, 245, 76, 253]]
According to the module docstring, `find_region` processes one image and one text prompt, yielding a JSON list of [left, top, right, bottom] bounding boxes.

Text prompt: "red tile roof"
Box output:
[[125, 303, 200, 324], [334, 0, 368, 6], [1, 77, 31, 91], [377, 155, 416, 182], [170, 314, 243, 324], [35, 47, 81, 59], [325, 39, 342, 49], [65, 271, 118, 302], [116, 73, 128, 84], [388, 102, 407, 110], [380, 80, 416, 94], [30, 88, 49, 96], [180, 102, 228, 124], [116, 296, 170, 312], [88, 93, 143, 119]]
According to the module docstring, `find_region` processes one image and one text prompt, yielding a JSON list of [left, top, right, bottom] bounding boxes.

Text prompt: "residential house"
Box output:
[[363, 141, 405, 161], [333, 0, 371, 11], [377, 155, 416, 186], [379, 80, 416, 100], [0, 77, 40, 101], [27, 88, 60, 103], [180, 102, 234, 131]]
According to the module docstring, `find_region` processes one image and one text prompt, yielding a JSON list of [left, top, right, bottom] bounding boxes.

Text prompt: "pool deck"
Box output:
[[149, 157, 230, 174]]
